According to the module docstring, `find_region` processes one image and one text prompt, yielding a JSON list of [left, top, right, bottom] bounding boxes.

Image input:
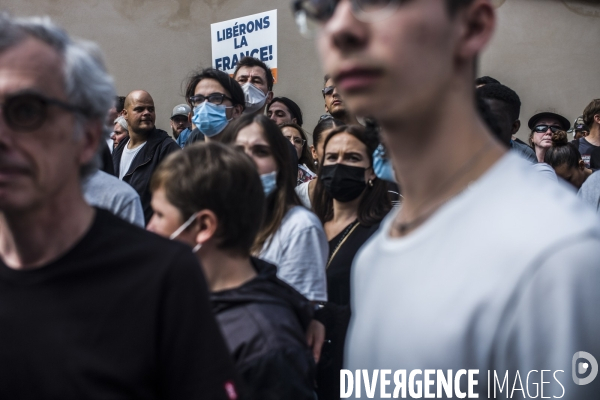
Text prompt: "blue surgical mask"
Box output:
[[260, 171, 277, 197], [192, 102, 232, 138], [373, 144, 396, 183]]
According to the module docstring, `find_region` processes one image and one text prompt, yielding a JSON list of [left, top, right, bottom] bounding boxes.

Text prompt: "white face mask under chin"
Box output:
[[170, 212, 202, 253]]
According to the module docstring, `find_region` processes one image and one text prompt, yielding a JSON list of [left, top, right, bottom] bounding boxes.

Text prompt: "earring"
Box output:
[[314, 160, 318, 166], [368, 179, 374, 187]]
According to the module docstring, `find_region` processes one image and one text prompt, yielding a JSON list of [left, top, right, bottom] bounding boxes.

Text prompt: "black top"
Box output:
[[112, 128, 181, 224], [572, 137, 600, 169], [0, 209, 238, 400], [326, 222, 381, 306], [315, 221, 381, 400], [100, 142, 116, 176], [211, 258, 315, 400]]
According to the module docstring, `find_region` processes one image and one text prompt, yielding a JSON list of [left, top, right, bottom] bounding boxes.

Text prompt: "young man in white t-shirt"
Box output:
[[295, 0, 600, 397]]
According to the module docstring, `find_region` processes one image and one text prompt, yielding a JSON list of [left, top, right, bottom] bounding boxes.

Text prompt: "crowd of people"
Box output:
[[0, 0, 599, 399]]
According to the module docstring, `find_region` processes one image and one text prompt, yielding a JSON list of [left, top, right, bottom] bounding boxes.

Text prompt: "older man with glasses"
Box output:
[[292, 0, 600, 398], [0, 14, 238, 399]]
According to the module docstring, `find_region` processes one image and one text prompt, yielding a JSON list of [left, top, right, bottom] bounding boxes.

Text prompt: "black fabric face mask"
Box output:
[[320, 163, 367, 203]]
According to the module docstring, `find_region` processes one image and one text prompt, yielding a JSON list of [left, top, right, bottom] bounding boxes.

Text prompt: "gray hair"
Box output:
[[114, 115, 128, 132], [0, 13, 116, 176]]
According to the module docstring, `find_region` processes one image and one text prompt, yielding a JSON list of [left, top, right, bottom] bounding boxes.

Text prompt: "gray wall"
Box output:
[[2, 0, 599, 141]]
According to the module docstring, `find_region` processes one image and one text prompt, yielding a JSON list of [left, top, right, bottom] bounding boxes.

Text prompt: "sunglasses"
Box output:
[[322, 85, 336, 96], [534, 125, 563, 134], [1, 92, 86, 132], [292, 0, 402, 37]]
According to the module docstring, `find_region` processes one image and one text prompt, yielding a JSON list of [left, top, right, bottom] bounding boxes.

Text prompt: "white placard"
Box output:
[[211, 9, 278, 82]]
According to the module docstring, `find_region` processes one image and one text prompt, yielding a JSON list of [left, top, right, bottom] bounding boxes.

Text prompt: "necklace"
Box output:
[[327, 220, 361, 269], [394, 140, 495, 235]]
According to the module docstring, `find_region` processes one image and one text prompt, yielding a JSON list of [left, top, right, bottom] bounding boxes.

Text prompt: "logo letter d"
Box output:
[[572, 351, 598, 385]]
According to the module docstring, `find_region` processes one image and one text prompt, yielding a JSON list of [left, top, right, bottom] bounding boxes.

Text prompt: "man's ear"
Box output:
[[194, 210, 219, 247], [511, 120, 521, 136], [455, 0, 496, 62], [267, 91, 274, 104], [78, 119, 103, 167], [232, 104, 244, 119], [122, 108, 129, 122], [292, 118, 298, 124]]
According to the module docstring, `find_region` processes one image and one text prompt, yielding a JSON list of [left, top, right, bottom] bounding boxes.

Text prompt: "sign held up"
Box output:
[[211, 10, 278, 82]]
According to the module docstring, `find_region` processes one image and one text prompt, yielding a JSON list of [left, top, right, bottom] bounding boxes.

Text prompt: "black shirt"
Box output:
[[572, 137, 600, 169], [315, 221, 380, 400], [326, 222, 381, 306], [0, 209, 237, 400]]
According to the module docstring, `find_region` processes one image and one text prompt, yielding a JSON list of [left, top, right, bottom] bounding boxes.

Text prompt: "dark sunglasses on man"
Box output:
[[322, 85, 336, 96], [1, 91, 87, 132], [292, 0, 402, 37]]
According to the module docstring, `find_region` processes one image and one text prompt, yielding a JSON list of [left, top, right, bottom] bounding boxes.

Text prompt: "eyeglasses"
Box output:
[[322, 85, 336, 96], [1, 92, 86, 132], [284, 135, 307, 147], [189, 93, 233, 107], [292, 0, 402, 38], [534, 125, 563, 134]]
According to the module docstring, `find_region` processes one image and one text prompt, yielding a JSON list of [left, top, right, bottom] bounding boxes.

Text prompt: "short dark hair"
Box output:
[[184, 68, 245, 108], [446, 0, 477, 15], [583, 99, 600, 128], [267, 97, 303, 126], [477, 83, 521, 122], [475, 89, 504, 144], [312, 125, 392, 227], [475, 76, 500, 87], [220, 114, 300, 252], [150, 142, 265, 257], [233, 57, 274, 91], [115, 96, 126, 114], [323, 74, 331, 86], [544, 130, 582, 169]]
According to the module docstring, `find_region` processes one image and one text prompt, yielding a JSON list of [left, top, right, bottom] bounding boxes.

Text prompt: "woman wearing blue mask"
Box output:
[[221, 115, 328, 303], [221, 115, 329, 363], [183, 68, 245, 145], [311, 125, 392, 400]]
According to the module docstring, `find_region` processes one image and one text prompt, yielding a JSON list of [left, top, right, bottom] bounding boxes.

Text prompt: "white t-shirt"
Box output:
[[259, 206, 328, 302], [295, 181, 312, 209], [345, 153, 600, 398], [119, 140, 147, 180]]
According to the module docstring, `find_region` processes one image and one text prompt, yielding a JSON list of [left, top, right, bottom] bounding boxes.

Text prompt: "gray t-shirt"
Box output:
[[82, 170, 145, 227], [259, 206, 328, 302], [345, 153, 600, 399], [578, 170, 600, 213]]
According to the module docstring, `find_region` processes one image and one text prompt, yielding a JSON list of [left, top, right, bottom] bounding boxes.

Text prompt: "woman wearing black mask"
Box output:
[[312, 125, 392, 400]]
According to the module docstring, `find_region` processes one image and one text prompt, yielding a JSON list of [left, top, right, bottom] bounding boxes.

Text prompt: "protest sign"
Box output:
[[211, 9, 278, 82]]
